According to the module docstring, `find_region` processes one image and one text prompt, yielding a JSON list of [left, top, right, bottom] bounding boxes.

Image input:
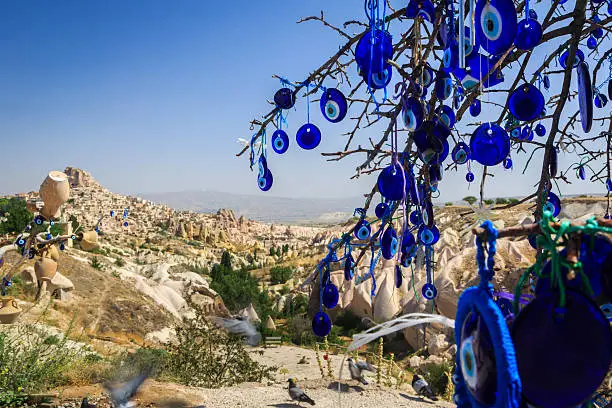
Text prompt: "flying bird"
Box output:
[[412, 374, 438, 401], [103, 366, 152, 408], [287, 378, 315, 406], [211, 316, 262, 346], [347, 357, 375, 385]]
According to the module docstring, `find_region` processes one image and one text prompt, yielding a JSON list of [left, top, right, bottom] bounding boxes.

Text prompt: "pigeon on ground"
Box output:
[[347, 357, 375, 385], [287, 378, 315, 406], [103, 366, 152, 408], [412, 374, 438, 401], [211, 316, 262, 346], [80, 397, 96, 408]]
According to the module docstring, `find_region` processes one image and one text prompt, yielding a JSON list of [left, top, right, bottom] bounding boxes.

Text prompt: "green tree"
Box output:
[[270, 266, 293, 285], [220, 251, 232, 269], [463, 196, 478, 205], [495, 197, 509, 204], [269, 247, 276, 257], [484, 199, 494, 205], [0, 198, 33, 234]]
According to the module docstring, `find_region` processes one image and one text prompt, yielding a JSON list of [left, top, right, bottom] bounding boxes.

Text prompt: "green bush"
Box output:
[[0, 198, 33, 234], [270, 266, 293, 285], [114, 257, 126, 267], [495, 197, 509, 204], [165, 302, 276, 388], [462, 196, 477, 205], [445, 202, 453, 206], [90, 257, 103, 270], [419, 361, 454, 399], [484, 199, 494, 205], [0, 319, 88, 406], [508, 198, 520, 204]]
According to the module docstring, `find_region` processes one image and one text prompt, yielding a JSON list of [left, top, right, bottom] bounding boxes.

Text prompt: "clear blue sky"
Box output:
[[0, 1, 608, 202]]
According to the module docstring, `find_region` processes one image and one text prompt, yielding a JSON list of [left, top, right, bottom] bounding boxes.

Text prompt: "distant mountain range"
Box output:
[[140, 190, 361, 224]]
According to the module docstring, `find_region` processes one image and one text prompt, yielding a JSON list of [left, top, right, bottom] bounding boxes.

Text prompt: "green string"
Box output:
[[513, 211, 610, 314]]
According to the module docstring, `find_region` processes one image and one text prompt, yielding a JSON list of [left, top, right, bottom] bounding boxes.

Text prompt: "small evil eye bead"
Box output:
[[469, 99, 481, 117], [577, 166, 586, 180], [592, 27, 604, 39], [34, 216, 43, 225], [587, 36, 597, 50], [123, 221, 129, 227], [59, 243, 65, 251], [510, 128, 521, 139], [452, 374, 462, 385], [466, 172, 475, 183], [49, 220, 55, 226], [46, 234, 52, 240], [503, 157, 513, 169], [28, 251, 35, 259], [71, 234, 77, 240], [534, 123, 546, 136], [543, 75, 550, 89], [25, 225, 31, 231], [594, 93, 608, 108], [422, 283, 437, 299], [355, 220, 371, 240], [271, 129, 289, 154], [17, 238, 26, 247], [110, 210, 115, 217]]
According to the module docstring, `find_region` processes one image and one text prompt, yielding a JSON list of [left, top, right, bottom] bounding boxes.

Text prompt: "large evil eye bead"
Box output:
[[476, 0, 518, 55], [257, 169, 273, 192], [402, 97, 424, 131], [312, 311, 332, 337], [322, 283, 339, 309], [274, 87, 296, 110], [381, 226, 399, 260], [418, 225, 440, 246], [460, 311, 497, 404], [514, 18, 542, 50], [320, 88, 347, 123], [508, 83, 545, 121], [436, 105, 456, 129], [354, 219, 371, 240], [544, 191, 561, 217], [271, 129, 289, 154], [422, 283, 437, 300], [469, 99, 481, 117], [452, 142, 471, 165], [559, 48, 584, 69], [296, 123, 322, 150], [435, 73, 453, 100], [367, 65, 393, 90]]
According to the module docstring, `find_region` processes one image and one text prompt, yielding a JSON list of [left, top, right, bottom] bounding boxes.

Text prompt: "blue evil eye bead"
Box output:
[[402, 97, 425, 131], [381, 226, 399, 260], [312, 311, 332, 337], [377, 163, 406, 201], [258, 155, 268, 178], [34, 215, 43, 225], [401, 230, 417, 254], [559, 48, 584, 69], [594, 93, 608, 108], [415, 65, 434, 88], [322, 283, 339, 309], [503, 157, 512, 169], [510, 127, 521, 139], [456, 53, 505, 90], [435, 105, 456, 129], [395, 265, 403, 289], [46, 233, 52, 240], [274, 88, 295, 110], [587, 36, 597, 50], [365, 64, 393, 90], [521, 126, 534, 141], [123, 221, 129, 227], [354, 219, 371, 240], [514, 18, 542, 50], [258, 169, 273, 192], [71, 234, 76, 240], [460, 311, 498, 404], [49, 220, 55, 226], [271, 129, 289, 154], [443, 40, 460, 71], [16, 237, 25, 247], [110, 210, 115, 217], [409, 210, 422, 226], [320, 88, 347, 123], [462, 27, 481, 58], [511, 289, 612, 408], [577, 165, 586, 180], [59, 243, 65, 251], [592, 26, 604, 39], [607, 178, 612, 192], [577, 61, 593, 133], [544, 191, 561, 217], [508, 83, 545, 121], [95, 227, 100, 233], [296, 123, 321, 150], [528, 234, 537, 249], [466, 172, 475, 183], [435, 72, 453, 100], [543, 75, 550, 89], [528, 9, 538, 19], [470, 123, 511, 166], [375, 202, 389, 219], [452, 142, 471, 165], [475, 0, 518, 55], [28, 250, 35, 259], [422, 283, 437, 300], [469, 99, 481, 117], [418, 225, 440, 246], [355, 30, 393, 75], [344, 254, 354, 281], [534, 123, 546, 136], [422, 198, 434, 228], [405, 0, 435, 22]]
